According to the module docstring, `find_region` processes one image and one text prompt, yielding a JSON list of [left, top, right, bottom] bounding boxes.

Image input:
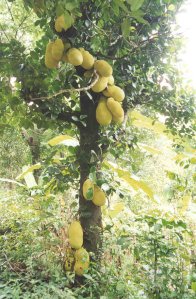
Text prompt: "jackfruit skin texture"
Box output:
[[67, 48, 83, 66], [68, 221, 83, 249], [107, 97, 124, 119], [51, 39, 64, 61], [80, 49, 95, 70], [91, 77, 108, 93], [96, 97, 112, 126], [45, 42, 59, 69], [108, 75, 114, 85], [82, 179, 94, 200], [103, 85, 125, 102], [94, 60, 113, 77], [112, 115, 124, 124], [92, 185, 106, 206], [74, 261, 89, 276]]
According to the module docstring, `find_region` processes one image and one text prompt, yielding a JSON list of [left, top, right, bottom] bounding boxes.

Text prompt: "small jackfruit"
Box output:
[[67, 48, 83, 66], [55, 14, 73, 32], [51, 38, 64, 61], [92, 185, 106, 206], [75, 248, 89, 265], [74, 261, 89, 276], [94, 60, 113, 77], [45, 42, 59, 69], [107, 98, 124, 119], [108, 75, 114, 85], [103, 85, 125, 102], [92, 77, 108, 93], [64, 42, 71, 51], [68, 221, 83, 249], [80, 49, 95, 70], [83, 179, 94, 200], [96, 97, 112, 126]]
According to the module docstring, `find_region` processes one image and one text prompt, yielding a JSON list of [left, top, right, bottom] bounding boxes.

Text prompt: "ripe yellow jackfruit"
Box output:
[[108, 75, 114, 85], [45, 42, 59, 69], [92, 185, 106, 206], [55, 14, 73, 32], [94, 60, 113, 77], [74, 261, 89, 276], [51, 38, 64, 61], [92, 77, 108, 93], [67, 48, 83, 66], [103, 85, 125, 102], [107, 98, 124, 119], [68, 221, 83, 249], [80, 49, 95, 70], [83, 179, 94, 200], [96, 97, 112, 126]]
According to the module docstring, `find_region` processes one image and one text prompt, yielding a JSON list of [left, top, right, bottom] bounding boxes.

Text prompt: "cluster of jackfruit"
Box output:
[[82, 179, 106, 206], [67, 221, 90, 276], [45, 15, 125, 125]]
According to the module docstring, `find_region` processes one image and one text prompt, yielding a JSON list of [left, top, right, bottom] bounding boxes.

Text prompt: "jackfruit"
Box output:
[[94, 60, 113, 77], [75, 248, 89, 265], [92, 185, 106, 206], [80, 49, 95, 70], [68, 221, 83, 249], [92, 77, 108, 93], [74, 261, 89, 276], [103, 85, 125, 102], [67, 48, 83, 66], [51, 38, 64, 61], [108, 75, 114, 85], [45, 42, 59, 69], [64, 42, 71, 51], [107, 98, 124, 119], [55, 14, 73, 32], [83, 179, 94, 200], [96, 97, 112, 126]]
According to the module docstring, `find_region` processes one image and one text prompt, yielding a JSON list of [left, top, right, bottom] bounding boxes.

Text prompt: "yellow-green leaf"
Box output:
[[108, 202, 125, 218], [16, 163, 41, 180], [48, 135, 79, 146], [138, 143, 162, 155]]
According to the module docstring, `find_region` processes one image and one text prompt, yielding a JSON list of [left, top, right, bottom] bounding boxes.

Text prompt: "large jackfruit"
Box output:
[[83, 179, 94, 200], [91, 77, 108, 93], [51, 38, 64, 61], [94, 60, 113, 77], [107, 97, 124, 119], [92, 185, 106, 206], [96, 97, 112, 126], [67, 48, 83, 66], [68, 221, 83, 249], [45, 42, 59, 69], [103, 85, 125, 102], [80, 49, 95, 70]]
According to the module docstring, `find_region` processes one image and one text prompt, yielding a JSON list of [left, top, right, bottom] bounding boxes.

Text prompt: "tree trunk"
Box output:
[[78, 92, 103, 258]]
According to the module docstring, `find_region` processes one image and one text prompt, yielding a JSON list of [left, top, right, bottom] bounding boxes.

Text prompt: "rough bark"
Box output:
[[78, 92, 103, 258]]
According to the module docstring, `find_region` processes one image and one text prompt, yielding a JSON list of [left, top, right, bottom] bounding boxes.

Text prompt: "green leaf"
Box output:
[[191, 282, 196, 292], [0, 177, 25, 187], [128, 0, 145, 11], [121, 18, 131, 38], [48, 135, 79, 147]]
